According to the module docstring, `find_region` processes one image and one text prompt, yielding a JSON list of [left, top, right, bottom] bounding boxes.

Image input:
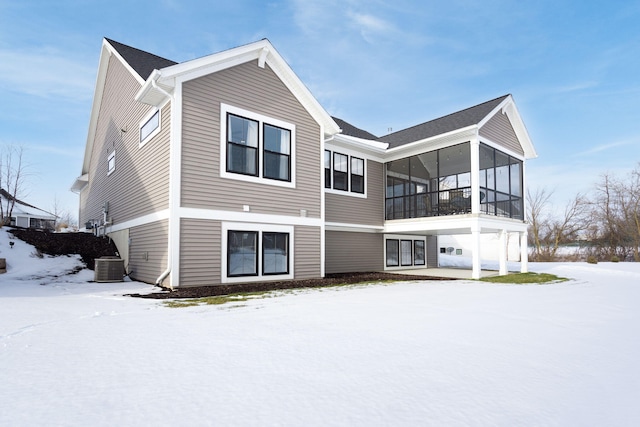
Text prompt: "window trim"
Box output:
[[262, 123, 291, 182], [107, 150, 115, 176], [262, 232, 290, 276], [324, 148, 368, 198], [139, 108, 161, 147], [384, 235, 427, 270], [220, 104, 295, 189], [221, 222, 294, 283]]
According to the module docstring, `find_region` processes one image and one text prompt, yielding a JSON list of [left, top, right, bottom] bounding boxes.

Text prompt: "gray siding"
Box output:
[[129, 219, 169, 284], [325, 159, 384, 226], [479, 113, 524, 156], [325, 231, 383, 274], [180, 218, 221, 287], [181, 60, 322, 218], [294, 226, 322, 279], [79, 55, 170, 226], [427, 235, 438, 268]]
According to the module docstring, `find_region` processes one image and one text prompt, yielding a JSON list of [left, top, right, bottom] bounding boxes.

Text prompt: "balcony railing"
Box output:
[[385, 187, 523, 220]]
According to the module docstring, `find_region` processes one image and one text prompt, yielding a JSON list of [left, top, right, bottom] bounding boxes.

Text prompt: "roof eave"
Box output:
[[136, 40, 340, 135]]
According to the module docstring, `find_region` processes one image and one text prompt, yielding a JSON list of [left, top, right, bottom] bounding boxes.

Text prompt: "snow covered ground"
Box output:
[[2, 227, 640, 426]]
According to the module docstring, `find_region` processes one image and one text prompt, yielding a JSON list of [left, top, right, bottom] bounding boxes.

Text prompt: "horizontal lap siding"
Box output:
[[427, 235, 438, 268], [80, 55, 170, 226], [181, 60, 321, 218], [325, 231, 383, 274], [179, 219, 221, 287], [479, 113, 524, 156], [294, 226, 322, 279], [325, 160, 384, 225], [129, 220, 168, 284]]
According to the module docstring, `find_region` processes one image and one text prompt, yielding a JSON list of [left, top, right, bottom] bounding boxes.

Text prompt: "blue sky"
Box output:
[[1, 0, 639, 218]]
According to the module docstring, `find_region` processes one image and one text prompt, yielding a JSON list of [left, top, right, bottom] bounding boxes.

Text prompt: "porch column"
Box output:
[[499, 230, 508, 276], [471, 224, 481, 279], [520, 231, 529, 273], [470, 137, 480, 214]]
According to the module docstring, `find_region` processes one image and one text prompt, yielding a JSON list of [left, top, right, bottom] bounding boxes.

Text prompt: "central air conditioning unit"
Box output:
[[94, 257, 125, 282]]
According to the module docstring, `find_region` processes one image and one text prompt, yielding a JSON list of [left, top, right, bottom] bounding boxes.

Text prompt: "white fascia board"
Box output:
[[383, 214, 527, 235], [384, 126, 478, 162], [70, 173, 89, 193], [477, 95, 538, 160], [325, 134, 388, 162], [137, 39, 341, 135]]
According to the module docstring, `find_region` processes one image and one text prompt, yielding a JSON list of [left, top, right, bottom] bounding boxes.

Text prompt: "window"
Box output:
[[223, 223, 293, 282], [263, 232, 289, 275], [386, 240, 399, 267], [263, 124, 291, 181], [333, 152, 348, 191], [140, 109, 160, 145], [479, 143, 524, 220], [325, 150, 366, 195], [414, 240, 425, 265], [107, 151, 115, 175], [227, 231, 258, 277], [386, 237, 427, 268], [324, 150, 331, 188], [227, 114, 259, 176], [400, 240, 413, 266], [351, 157, 364, 194]]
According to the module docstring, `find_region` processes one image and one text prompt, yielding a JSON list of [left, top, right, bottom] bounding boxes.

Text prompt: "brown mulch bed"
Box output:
[[128, 272, 454, 299]]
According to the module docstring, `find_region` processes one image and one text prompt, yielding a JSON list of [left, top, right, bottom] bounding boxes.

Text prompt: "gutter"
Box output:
[[150, 70, 174, 290]]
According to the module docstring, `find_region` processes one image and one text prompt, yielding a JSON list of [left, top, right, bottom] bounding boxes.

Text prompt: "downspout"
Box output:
[[150, 71, 174, 289]]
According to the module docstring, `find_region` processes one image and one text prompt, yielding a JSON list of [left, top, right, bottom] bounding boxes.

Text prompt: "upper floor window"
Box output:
[[221, 104, 295, 188], [140, 109, 160, 146], [325, 149, 366, 195], [107, 150, 115, 175]]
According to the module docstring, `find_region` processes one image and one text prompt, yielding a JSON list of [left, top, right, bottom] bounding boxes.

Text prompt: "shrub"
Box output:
[[586, 255, 598, 264], [610, 255, 620, 263]]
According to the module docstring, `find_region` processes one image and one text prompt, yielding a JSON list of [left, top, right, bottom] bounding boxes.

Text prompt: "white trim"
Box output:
[[179, 207, 322, 227], [323, 147, 368, 198], [221, 222, 294, 283], [383, 234, 428, 271], [385, 127, 477, 160], [139, 107, 161, 147], [325, 222, 383, 232], [220, 103, 296, 189], [320, 124, 326, 278], [106, 209, 170, 233], [167, 82, 183, 288]]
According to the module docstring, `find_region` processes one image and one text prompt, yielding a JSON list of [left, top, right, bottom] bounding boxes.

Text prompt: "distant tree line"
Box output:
[[528, 163, 640, 262]]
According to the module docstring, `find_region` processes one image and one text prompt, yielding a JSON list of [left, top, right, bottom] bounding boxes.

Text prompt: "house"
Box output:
[[1, 189, 57, 230], [72, 38, 536, 288]]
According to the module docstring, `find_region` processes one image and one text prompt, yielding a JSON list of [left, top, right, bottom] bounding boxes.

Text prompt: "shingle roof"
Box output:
[[332, 117, 378, 139], [105, 38, 178, 80], [377, 95, 510, 148]]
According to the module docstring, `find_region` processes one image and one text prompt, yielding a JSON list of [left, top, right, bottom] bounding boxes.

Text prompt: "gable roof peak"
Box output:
[[104, 38, 178, 80]]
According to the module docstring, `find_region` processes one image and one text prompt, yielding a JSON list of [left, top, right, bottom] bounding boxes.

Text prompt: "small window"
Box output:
[[414, 240, 425, 265], [351, 157, 364, 194], [324, 150, 331, 189], [386, 239, 399, 267], [107, 151, 115, 175], [227, 114, 259, 176], [140, 110, 160, 144], [333, 152, 348, 191], [263, 232, 289, 275], [227, 230, 258, 277], [263, 124, 291, 181]]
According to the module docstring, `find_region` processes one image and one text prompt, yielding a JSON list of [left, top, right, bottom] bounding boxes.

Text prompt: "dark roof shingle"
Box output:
[[332, 117, 378, 140], [105, 38, 178, 80], [377, 95, 510, 148]]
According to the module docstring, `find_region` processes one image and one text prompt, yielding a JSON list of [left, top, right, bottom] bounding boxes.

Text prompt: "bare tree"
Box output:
[[588, 166, 640, 260], [527, 187, 590, 261], [0, 145, 27, 226]]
